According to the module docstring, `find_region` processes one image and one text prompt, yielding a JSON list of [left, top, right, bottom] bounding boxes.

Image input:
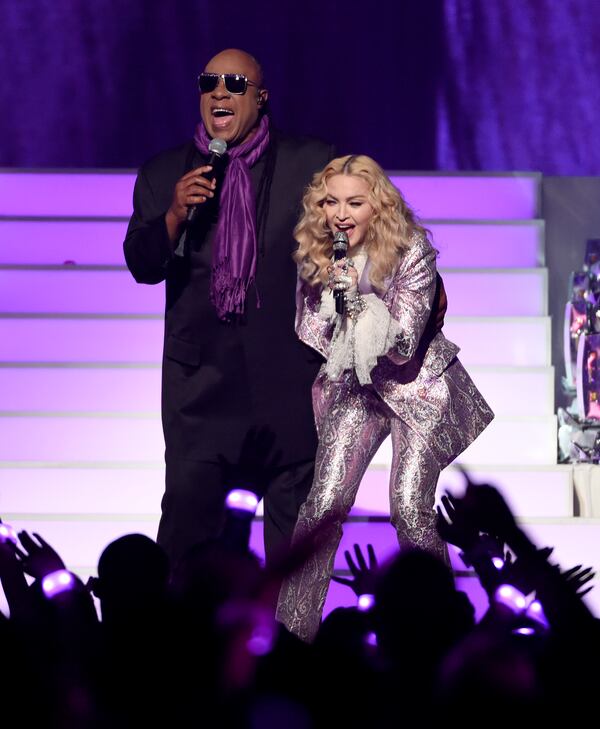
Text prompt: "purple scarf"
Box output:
[[194, 115, 270, 319]]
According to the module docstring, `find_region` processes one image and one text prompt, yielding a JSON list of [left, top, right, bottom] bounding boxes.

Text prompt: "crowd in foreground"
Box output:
[[0, 466, 597, 728]]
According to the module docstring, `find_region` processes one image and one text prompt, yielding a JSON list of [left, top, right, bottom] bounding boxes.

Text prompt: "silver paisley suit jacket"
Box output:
[[295, 234, 495, 469]]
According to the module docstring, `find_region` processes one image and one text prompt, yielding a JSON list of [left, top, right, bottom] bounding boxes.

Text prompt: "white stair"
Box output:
[[2, 169, 593, 621], [0, 314, 550, 365], [0, 266, 547, 317]]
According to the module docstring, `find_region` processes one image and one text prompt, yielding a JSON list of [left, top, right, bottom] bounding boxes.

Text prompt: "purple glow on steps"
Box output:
[[0, 171, 539, 220], [0, 173, 134, 217], [390, 174, 539, 219], [0, 220, 543, 269], [0, 317, 549, 366], [0, 269, 545, 317], [0, 220, 129, 265]]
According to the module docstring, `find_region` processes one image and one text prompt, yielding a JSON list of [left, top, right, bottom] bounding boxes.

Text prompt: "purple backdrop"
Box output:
[[437, 0, 600, 174], [2, 0, 600, 173]]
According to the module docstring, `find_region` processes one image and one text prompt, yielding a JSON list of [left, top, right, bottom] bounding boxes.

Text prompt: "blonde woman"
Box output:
[[276, 155, 494, 642]]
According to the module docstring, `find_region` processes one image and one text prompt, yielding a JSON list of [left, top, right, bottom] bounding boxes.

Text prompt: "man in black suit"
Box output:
[[124, 49, 334, 567]]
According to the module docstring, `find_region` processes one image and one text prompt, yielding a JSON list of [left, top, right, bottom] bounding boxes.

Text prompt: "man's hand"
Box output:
[[165, 165, 217, 241]]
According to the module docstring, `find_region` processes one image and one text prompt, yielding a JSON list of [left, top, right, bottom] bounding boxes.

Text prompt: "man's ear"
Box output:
[[257, 89, 269, 107]]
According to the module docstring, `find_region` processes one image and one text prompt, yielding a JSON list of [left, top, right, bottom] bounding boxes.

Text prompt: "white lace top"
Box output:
[[318, 248, 400, 385]]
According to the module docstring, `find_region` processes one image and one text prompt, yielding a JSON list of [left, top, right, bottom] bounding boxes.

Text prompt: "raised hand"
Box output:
[[436, 491, 479, 551], [332, 543, 378, 597], [562, 564, 596, 597], [15, 531, 66, 580], [462, 482, 518, 541]]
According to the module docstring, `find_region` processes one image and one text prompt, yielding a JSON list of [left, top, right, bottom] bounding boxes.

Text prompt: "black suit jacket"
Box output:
[[124, 131, 334, 463]]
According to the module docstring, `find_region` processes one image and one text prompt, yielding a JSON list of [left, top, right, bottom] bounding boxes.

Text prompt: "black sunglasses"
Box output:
[[198, 72, 259, 95]]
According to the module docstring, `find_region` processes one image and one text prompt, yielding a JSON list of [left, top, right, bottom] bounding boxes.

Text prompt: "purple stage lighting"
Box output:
[[526, 599, 549, 629], [42, 569, 76, 599], [365, 632, 378, 647], [357, 594, 375, 612], [513, 627, 536, 636], [247, 623, 275, 656], [495, 584, 527, 612], [225, 489, 259, 514], [492, 557, 505, 570], [0, 523, 18, 545]]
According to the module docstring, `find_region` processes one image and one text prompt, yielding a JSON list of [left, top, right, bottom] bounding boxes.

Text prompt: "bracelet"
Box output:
[[344, 289, 367, 320]]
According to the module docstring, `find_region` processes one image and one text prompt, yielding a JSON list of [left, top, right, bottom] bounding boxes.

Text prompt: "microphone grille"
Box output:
[[333, 231, 349, 250], [209, 137, 228, 156]]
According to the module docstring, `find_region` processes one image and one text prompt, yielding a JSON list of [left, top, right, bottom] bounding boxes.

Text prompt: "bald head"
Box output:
[[206, 49, 263, 86], [200, 48, 268, 146]]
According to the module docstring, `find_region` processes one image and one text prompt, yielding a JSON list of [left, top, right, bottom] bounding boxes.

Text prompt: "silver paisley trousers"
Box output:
[[276, 235, 495, 642]]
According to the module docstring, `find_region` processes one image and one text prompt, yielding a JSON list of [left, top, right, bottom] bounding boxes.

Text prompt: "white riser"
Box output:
[[0, 220, 128, 266], [0, 268, 547, 318], [373, 416, 557, 467], [469, 366, 554, 416], [0, 317, 164, 362], [0, 172, 539, 219], [0, 316, 550, 367], [431, 221, 544, 268], [0, 416, 164, 461], [0, 365, 553, 417], [0, 463, 573, 520], [441, 269, 547, 316], [0, 172, 134, 217], [438, 465, 573, 518], [0, 414, 555, 465], [389, 174, 540, 220], [0, 367, 162, 412], [0, 219, 544, 269], [444, 317, 551, 367]]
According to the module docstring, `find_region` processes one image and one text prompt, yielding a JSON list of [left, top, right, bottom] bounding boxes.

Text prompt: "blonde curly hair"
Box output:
[[294, 155, 428, 291]]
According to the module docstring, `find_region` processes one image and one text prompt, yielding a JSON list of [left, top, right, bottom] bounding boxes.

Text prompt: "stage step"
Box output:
[[374, 415, 557, 467], [444, 316, 551, 367], [0, 171, 540, 220], [0, 172, 135, 217], [0, 218, 545, 269], [0, 219, 129, 266], [468, 366, 554, 416], [389, 173, 540, 220], [431, 220, 544, 268], [0, 267, 548, 317], [0, 413, 556, 465], [0, 364, 554, 417], [0, 463, 573, 520], [0, 315, 551, 367]]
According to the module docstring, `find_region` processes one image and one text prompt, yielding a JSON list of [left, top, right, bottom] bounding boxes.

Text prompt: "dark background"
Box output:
[[3, 0, 600, 173]]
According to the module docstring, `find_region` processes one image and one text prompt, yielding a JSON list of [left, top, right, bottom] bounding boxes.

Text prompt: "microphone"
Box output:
[[332, 231, 349, 315], [186, 137, 228, 223]]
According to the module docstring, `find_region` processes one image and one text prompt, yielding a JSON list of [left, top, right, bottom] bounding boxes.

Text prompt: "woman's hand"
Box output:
[[327, 258, 358, 292]]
